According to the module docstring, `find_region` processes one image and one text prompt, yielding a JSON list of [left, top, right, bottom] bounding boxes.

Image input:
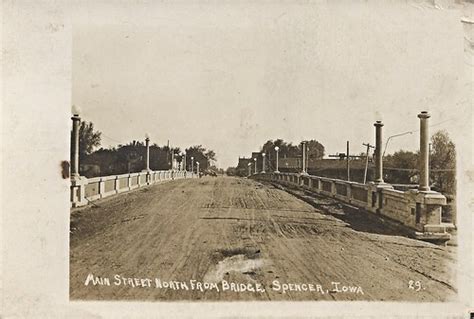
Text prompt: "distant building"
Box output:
[[237, 157, 252, 169], [251, 152, 263, 172]]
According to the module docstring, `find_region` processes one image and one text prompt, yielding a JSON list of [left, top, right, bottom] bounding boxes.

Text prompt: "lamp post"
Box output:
[[71, 113, 81, 177], [191, 156, 194, 174], [374, 121, 384, 184], [253, 157, 257, 174], [301, 141, 307, 174], [171, 149, 175, 170], [183, 151, 187, 171], [174, 152, 180, 170], [261, 152, 266, 173], [70, 108, 86, 207], [274, 146, 280, 173], [196, 161, 200, 177], [180, 152, 185, 171], [145, 135, 150, 171], [248, 162, 252, 177], [418, 111, 431, 192]]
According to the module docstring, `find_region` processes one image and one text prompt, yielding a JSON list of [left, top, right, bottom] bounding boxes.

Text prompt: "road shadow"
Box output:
[[262, 181, 415, 238]]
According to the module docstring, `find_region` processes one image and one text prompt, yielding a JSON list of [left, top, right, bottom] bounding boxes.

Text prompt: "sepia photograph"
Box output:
[[2, 0, 473, 318], [69, 0, 464, 304]]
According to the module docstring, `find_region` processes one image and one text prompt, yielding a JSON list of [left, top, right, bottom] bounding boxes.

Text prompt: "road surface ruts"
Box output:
[[70, 176, 456, 301]]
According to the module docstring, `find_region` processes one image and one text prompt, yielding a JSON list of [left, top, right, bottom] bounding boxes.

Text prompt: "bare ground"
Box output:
[[70, 176, 456, 301]]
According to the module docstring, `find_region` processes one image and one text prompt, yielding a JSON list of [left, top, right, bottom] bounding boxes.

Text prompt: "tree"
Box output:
[[430, 130, 456, 194], [383, 150, 419, 184], [70, 120, 101, 175], [259, 138, 325, 172], [305, 140, 325, 159], [78, 121, 101, 159], [226, 167, 237, 176], [185, 145, 217, 172], [381, 130, 456, 193]]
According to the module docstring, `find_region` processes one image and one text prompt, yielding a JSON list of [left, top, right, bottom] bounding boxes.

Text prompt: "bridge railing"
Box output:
[[71, 170, 195, 208], [252, 172, 451, 241]]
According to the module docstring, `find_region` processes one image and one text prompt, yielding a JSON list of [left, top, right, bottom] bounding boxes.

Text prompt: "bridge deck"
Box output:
[[70, 176, 456, 301]]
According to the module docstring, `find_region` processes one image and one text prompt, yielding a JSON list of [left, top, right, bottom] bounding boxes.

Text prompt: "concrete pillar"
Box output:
[[316, 178, 321, 192], [346, 183, 352, 202], [262, 153, 266, 173], [114, 176, 119, 194], [71, 114, 81, 177], [418, 111, 431, 191], [70, 113, 89, 207], [330, 181, 337, 197], [254, 158, 257, 174], [99, 178, 105, 198], [171, 151, 175, 170], [374, 121, 384, 183]]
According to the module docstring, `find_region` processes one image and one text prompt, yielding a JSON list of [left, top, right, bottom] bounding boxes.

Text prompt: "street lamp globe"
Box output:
[[71, 104, 81, 116], [274, 146, 279, 151]]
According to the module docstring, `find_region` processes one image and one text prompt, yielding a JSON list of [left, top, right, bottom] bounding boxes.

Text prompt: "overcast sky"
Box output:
[[72, 1, 468, 169]]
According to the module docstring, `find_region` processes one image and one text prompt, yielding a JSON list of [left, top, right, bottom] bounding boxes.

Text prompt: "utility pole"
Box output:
[[362, 142, 375, 184], [328, 141, 361, 181]]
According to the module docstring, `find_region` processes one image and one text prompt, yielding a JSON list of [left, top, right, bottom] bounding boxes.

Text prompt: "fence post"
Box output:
[[330, 181, 336, 197], [99, 178, 105, 198], [346, 183, 352, 203], [114, 176, 120, 194]]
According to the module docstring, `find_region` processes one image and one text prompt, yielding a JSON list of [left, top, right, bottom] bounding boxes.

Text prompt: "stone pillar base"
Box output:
[[411, 190, 447, 232], [71, 176, 88, 207]]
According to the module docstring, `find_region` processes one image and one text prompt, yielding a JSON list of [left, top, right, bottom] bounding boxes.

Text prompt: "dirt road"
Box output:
[[70, 176, 456, 301]]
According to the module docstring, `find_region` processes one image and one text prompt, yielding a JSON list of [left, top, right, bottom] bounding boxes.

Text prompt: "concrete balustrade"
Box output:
[[252, 171, 451, 242], [71, 170, 195, 208]]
